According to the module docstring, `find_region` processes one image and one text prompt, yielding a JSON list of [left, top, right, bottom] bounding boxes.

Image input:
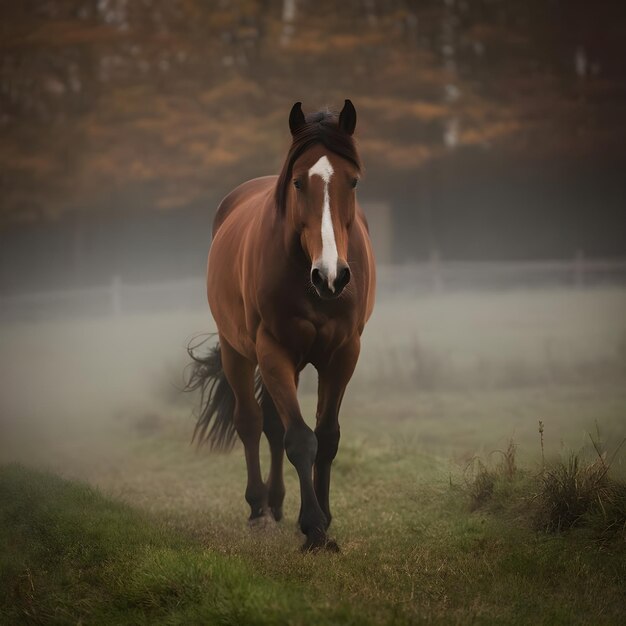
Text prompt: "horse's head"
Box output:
[[277, 100, 361, 299]]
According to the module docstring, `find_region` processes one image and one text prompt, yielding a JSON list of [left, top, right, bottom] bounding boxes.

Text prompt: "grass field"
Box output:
[[1, 287, 625, 624]]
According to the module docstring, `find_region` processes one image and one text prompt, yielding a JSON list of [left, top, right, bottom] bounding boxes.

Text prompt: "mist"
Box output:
[[1, 0, 625, 526]]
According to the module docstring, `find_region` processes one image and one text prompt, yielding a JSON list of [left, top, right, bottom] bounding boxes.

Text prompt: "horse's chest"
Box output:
[[293, 315, 346, 368], [262, 293, 356, 367], [310, 320, 335, 351]]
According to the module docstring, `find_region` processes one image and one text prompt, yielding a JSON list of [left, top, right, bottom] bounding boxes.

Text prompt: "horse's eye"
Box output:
[[351, 178, 359, 189], [293, 179, 302, 190]]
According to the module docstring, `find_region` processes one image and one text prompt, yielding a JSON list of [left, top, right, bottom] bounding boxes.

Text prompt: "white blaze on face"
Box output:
[[308, 155, 338, 289]]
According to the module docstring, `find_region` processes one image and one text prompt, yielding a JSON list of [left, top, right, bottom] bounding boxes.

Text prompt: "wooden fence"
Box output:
[[1, 259, 625, 322]]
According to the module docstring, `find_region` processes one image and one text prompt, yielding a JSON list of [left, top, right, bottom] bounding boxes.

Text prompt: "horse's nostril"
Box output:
[[311, 267, 323, 287], [335, 266, 351, 291]]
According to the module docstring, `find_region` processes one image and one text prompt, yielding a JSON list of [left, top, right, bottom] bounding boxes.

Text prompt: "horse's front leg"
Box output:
[[314, 337, 360, 531], [256, 327, 328, 551]]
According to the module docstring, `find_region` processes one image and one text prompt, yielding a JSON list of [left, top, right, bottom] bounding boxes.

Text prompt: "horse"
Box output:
[[187, 100, 376, 551]]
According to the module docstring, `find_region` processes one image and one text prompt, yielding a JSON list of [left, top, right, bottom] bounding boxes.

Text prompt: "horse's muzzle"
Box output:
[[311, 261, 351, 298]]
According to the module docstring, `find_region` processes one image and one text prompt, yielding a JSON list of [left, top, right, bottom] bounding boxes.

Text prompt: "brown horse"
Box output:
[[187, 100, 375, 551]]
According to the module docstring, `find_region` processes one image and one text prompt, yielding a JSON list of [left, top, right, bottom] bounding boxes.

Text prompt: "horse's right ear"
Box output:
[[338, 99, 357, 136], [289, 101, 306, 136]]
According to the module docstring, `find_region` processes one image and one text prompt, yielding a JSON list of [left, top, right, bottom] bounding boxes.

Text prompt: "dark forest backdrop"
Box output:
[[1, 0, 625, 292]]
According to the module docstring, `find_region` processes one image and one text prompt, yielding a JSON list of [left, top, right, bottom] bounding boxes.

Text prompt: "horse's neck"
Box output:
[[261, 198, 299, 263], [254, 198, 308, 283]]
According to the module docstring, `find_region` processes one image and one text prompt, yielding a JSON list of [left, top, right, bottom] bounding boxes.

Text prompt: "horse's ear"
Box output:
[[289, 101, 306, 136], [338, 99, 357, 136]]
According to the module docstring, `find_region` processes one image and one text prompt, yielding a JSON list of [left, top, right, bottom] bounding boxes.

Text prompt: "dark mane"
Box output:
[[275, 109, 361, 215]]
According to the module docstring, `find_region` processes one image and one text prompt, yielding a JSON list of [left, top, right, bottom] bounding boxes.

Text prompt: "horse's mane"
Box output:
[[275, 109, 361, 215]]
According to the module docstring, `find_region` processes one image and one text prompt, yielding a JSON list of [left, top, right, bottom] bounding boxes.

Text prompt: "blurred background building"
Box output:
[[1, 0, 625, 299]]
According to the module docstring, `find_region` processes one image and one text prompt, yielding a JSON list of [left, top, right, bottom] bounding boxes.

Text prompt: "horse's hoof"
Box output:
[[270, 506, 283, 522], [324, 538, 340, 553], [300, 533, 339, 553], [300, 539, 322, 553], [248, 512, 275, 531]]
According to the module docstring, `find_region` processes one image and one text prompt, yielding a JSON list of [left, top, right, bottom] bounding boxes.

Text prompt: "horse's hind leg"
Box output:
[[260, 387, 286, 521], [219, 335, 268, 521]]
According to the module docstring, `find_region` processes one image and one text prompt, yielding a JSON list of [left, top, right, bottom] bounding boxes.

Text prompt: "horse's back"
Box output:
[[212, 175, 277, 238]]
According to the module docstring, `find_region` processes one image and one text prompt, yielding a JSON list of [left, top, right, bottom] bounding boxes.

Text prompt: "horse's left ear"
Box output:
[[338, 99, 357, 136], [289, 101, 306, 136]]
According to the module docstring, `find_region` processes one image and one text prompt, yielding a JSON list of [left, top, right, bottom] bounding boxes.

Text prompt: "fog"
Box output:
[[1, 1, 626, 493], [2, 280, 625, 486]]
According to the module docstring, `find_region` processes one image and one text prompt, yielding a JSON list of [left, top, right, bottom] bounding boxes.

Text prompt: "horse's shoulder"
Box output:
[[212, 176, 277, 237]]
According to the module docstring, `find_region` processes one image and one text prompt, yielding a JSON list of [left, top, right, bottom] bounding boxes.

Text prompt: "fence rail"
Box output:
[[377, 257, 626, 293], [1, 259, 626, 322]]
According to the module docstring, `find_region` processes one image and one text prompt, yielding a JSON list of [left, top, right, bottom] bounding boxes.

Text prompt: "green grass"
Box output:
[[2, 453, 625, 625], [0, 465, 369, 625]]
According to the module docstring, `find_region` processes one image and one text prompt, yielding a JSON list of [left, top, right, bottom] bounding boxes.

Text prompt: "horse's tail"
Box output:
[[185, 335, 237, 451]]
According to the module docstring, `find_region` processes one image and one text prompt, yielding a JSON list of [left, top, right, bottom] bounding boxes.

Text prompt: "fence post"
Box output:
[[111, 275, 122, 317]]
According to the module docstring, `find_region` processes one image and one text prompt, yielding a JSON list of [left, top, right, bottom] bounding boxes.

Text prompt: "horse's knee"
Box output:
[[315, 423, 340, 462], [284, 424, 317, 469]]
